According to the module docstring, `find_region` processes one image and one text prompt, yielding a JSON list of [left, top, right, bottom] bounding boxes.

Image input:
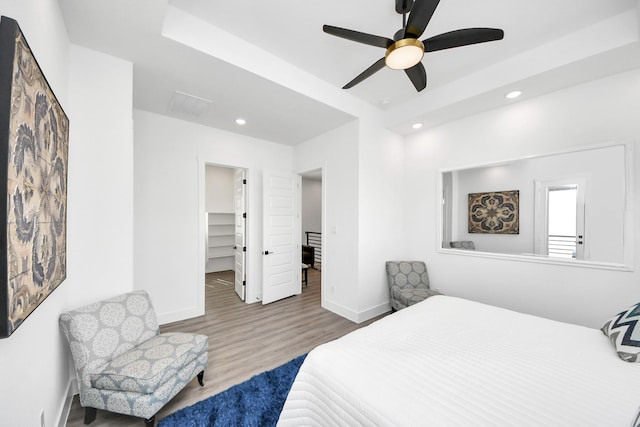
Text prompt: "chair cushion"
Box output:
[[90, 332, 208, 393], [392, 287, 442, 309]]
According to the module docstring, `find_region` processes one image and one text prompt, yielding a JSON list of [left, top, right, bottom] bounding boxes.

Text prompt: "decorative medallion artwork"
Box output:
[[468, 190, 519, 234], [0, 16, 69, 338]]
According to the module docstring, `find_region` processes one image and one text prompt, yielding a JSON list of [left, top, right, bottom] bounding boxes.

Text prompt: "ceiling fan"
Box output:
[[323, 0, 504, 92]]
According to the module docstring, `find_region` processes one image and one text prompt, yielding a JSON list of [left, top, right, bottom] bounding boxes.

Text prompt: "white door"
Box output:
[[262, 170, 301, 304], [234, 169, 247, 301], [534, 177, 586, 259]]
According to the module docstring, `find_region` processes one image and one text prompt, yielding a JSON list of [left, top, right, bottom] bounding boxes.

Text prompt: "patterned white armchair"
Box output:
[[59, 290, 208, 426], [385, 261, 442, 311]]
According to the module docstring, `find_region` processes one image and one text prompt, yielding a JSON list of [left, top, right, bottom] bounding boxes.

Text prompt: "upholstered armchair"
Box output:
[[59, 290, 208, 426], [449, 240, 475, 250], [385, 261, 442, 311]]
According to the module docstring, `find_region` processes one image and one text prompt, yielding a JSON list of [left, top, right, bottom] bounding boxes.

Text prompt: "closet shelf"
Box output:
[[207, 212, 235, 273]]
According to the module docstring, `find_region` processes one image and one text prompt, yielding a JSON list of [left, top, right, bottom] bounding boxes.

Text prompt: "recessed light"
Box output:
[[506, 90, 522, 99], [381, 98, 391, 105], [235, 118, 246, 125], [412, 122, 423, 130]]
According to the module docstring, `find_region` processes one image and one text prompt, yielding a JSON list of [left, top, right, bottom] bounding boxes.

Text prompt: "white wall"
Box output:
[[357, 119, 405, 316], [134, 110, 293, 322], [205, 164, 234, 213], [0, 3, 71, 425], [294, 119, 404, 322], [450, 144, 625, 261], [404, 68, 640, 328], [0, 3, 135, 426], [65, 45, 134, 304], [294, 121, 361, 320], [301, 177, 321, 237]]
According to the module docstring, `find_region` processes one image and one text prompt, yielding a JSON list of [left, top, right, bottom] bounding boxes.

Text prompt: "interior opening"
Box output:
[[205, 164, 247, 304], [300, 169, 323, 303], [547, 186, 578, 259]]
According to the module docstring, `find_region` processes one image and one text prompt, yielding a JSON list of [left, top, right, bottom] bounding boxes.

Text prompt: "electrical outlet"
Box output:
[[40, 410, 45, 427]]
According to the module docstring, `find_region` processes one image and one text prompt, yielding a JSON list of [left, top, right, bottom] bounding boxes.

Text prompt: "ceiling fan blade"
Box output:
[[404, 62, 427, 92], [343, 58, 386, 89], [404, 0, 440, 39], [323, 25, 393, 49], [423, 28, 504, 52]]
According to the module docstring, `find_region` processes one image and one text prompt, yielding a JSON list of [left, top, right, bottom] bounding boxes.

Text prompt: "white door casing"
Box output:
[[262, 170, 301, 304], [534, 176, 586, 259], [234, 169, 247, 301]]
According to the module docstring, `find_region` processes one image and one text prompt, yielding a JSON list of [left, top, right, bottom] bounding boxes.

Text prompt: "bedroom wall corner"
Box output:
[[294, 120, 361, 318], [356, 119, 405, 318]]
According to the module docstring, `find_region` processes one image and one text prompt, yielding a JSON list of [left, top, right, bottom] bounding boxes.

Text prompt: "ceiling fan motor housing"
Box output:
[[396, 0, 415, 14]]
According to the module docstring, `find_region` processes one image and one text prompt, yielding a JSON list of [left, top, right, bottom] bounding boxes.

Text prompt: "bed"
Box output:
[[278, 295, 640, 426]]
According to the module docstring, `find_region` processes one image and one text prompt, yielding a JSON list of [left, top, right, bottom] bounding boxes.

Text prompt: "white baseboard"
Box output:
[[322, 298, 391, 324], [157, 306, 204, 325], [322, 299, 359, 322], [355, 302, 391, 323], [57, 377, 77, 427]]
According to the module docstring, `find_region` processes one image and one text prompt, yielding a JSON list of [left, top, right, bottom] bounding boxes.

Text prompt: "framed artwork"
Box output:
[[0, 16, 69, 338], [468, 190, 519, 234]]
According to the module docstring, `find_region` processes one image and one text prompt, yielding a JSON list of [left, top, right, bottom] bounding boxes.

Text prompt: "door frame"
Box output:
[[299, 166, 325, 307], [534, 176, 587, 259], [198, 159, 250, 311]]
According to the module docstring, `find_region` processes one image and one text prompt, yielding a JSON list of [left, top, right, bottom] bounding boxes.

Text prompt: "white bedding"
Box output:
[[278, 296, 640, 426]]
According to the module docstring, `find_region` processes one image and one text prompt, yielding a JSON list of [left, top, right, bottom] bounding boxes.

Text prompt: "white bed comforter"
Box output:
[[278, 295, 640, 426]]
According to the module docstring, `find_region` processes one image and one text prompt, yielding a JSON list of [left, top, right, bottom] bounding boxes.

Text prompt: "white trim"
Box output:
[[298, 164, 328, 313], [534, 176, 587, 259], [437, 247, 633, 271], [438, 139, 633, 174], [322, 298, 390, 324], [198, 158, 252, 304], [355, 302, 391, 323], [196, 157, 206, 317], [436, 139, 634, 272], [157, 307, 204, 325], [56, 377, 77, 427]]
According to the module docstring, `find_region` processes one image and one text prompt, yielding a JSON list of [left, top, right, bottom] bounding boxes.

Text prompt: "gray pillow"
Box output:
[[601, 302, 640, 362]]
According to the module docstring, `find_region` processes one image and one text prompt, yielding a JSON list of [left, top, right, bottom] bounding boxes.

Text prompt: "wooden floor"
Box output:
[[66, 269, 385, 426]]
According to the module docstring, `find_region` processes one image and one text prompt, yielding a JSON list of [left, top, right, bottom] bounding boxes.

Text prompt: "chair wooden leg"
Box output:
[[144, 415, 156, 427], [83, 407, 97, 424], [197, 370, 205, 386]]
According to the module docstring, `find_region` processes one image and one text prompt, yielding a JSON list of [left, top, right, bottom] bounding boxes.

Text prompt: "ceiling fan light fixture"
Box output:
[[385, 38, 424, 70]]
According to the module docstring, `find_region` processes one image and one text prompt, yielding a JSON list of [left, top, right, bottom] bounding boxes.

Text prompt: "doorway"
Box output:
[[300, 168, 323, 301], [205, 164, 247, 301], [534, 176, 586, 260]]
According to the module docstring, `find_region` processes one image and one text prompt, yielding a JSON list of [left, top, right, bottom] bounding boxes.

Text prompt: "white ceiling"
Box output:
[[58, 0, 640, 145]]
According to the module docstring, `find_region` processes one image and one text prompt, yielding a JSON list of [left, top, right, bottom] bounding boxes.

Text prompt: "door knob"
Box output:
[[264, 250, 270, 255]]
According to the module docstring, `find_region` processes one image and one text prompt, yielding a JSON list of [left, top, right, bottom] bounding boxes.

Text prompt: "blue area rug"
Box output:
[[159, 354, 306, 427]]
